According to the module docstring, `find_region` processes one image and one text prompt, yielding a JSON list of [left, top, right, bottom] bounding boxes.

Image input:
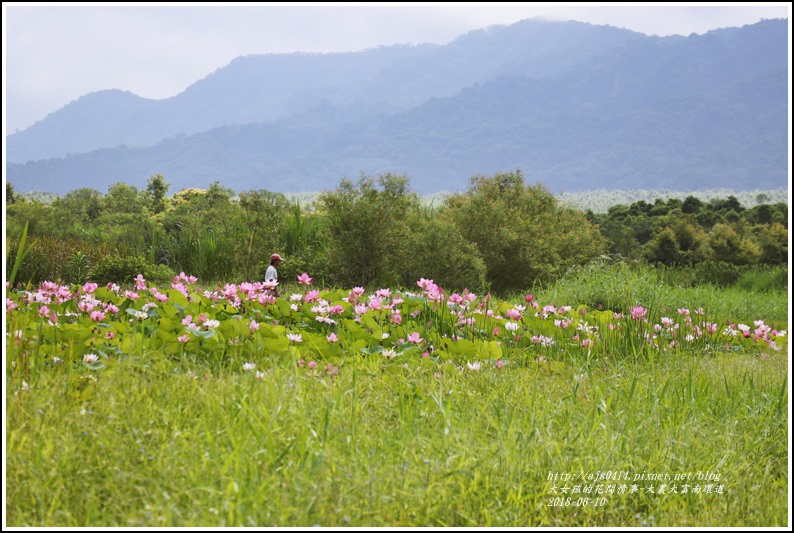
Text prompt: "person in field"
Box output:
[[266, 253, 284, 295]]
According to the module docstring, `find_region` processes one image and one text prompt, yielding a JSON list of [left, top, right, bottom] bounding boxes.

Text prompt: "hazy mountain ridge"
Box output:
[[6, 17, 789, 194]]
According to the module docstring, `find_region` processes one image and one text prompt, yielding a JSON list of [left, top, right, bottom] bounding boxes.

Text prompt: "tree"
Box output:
[[7, 182, 20, 204], [682, 195, 703, 214], [103, 182, 146, 214], [147, 174, 169, 214], [645, 227, 681, 265], [446, 170, 607, 293], [318, 173, 417, 287]]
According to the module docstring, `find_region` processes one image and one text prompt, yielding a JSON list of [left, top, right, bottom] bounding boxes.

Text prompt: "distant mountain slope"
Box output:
[[6, 18, 789, 194]]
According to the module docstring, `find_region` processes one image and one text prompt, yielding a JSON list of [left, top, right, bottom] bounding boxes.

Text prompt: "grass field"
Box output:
[[5, 267, 790, 527]]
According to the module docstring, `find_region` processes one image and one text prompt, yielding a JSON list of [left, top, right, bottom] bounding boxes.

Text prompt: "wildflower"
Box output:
[[243, 362, 256, 372], [105, 331, 115, 340], [495, 359, 505, 368], [308, 361, 317, 369], [6, 298, 18, 312], [407, 332, 424, 344], [83, 353, 99, 364], [505, 322, 519, 332], [290, 304, 300, 312], [677, 308, 690, 316], [525, 294, 534, 302], [326, 332, 339, 343], [422, 352, 430, 358], [375, 288, 392, 298], [286, 333, 303, 343], [325, 363, 339, 376], [255, 370, 265, 380], [630, 306, 648, 320], [297, 272, 313, 285], [82, 282, 98, 294], [249, 320, 260, 333], [581, 339, 593, 348], [178, 335, 190, 343], [466, 362, 481, 371], [505, 308, 521, 321], [39, 305, 52, 318], [492, 327, 501, 336]]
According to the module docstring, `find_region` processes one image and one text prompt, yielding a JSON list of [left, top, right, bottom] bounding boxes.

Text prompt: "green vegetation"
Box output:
[[5, 265, 788, 527]]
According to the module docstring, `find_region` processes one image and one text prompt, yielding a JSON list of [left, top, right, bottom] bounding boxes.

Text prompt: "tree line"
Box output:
[[5, 171, 788, 294]]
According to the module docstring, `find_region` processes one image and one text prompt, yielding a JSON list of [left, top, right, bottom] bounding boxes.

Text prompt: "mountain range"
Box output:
[[6, 17, 789, 195]]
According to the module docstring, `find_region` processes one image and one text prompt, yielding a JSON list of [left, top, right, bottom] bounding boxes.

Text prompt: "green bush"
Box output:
[[446, 170, 607, 293], [692, 260, 742, 288], [91, 254, 174, 286], [734, 265, 789, 293]]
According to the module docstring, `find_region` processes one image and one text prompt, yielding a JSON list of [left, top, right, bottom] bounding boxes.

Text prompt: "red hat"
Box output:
[[270, 253, 284, 262]]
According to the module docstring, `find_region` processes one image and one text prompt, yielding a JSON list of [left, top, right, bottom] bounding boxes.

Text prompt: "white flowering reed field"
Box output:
[[5, 268, 789, 527]]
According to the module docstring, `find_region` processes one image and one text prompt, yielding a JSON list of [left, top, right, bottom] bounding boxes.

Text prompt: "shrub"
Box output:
[[91, 254, 174, 285]]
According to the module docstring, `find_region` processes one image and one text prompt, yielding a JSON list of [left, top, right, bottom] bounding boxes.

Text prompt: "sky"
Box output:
[[3, 2, 791, 133]]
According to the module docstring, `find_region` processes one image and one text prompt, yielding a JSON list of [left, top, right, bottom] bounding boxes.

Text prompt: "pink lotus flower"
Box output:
[[407, 332, 424, 344], [297, 272, 313, 285], [178, 334, 190, 344], [83, 353, 99, 364], [39, 305, 51, 317], [496, 359, 505, 368], [391, 312, 402, 325], [249, 320, 260, 333], [124, 290, 140, 300], [286, 333, 303, 343], [505, 308, 522, 320], [6, 298, 19, 312], [630, 306, 648, 320], [525, 294, 534, 302], [90, 310, 106, 322], [82, 282, 98, 294], [375, 288, 392, 298], [105, 331, 115, 340], [304, 290, 320, 303], [326, 333, 339, 343]]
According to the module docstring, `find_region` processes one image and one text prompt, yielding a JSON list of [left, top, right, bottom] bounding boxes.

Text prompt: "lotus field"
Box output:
[[5, 271, 790, 526]]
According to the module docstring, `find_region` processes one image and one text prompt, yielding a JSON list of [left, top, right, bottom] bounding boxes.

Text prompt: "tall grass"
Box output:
[[6, 347, 788, 526], [536, 260, 788, 324]]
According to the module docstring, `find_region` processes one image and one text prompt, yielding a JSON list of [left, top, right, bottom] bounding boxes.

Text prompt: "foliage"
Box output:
[[90, 253, 173, 285], [318, 173, 418, 288], [446, 170, 607, 292]]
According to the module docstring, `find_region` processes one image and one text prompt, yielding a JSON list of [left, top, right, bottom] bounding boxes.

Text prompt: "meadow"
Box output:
[[5, 263, 789, 527]]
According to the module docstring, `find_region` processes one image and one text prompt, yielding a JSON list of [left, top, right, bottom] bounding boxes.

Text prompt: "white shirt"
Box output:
[[265, 265, 278, 282]]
